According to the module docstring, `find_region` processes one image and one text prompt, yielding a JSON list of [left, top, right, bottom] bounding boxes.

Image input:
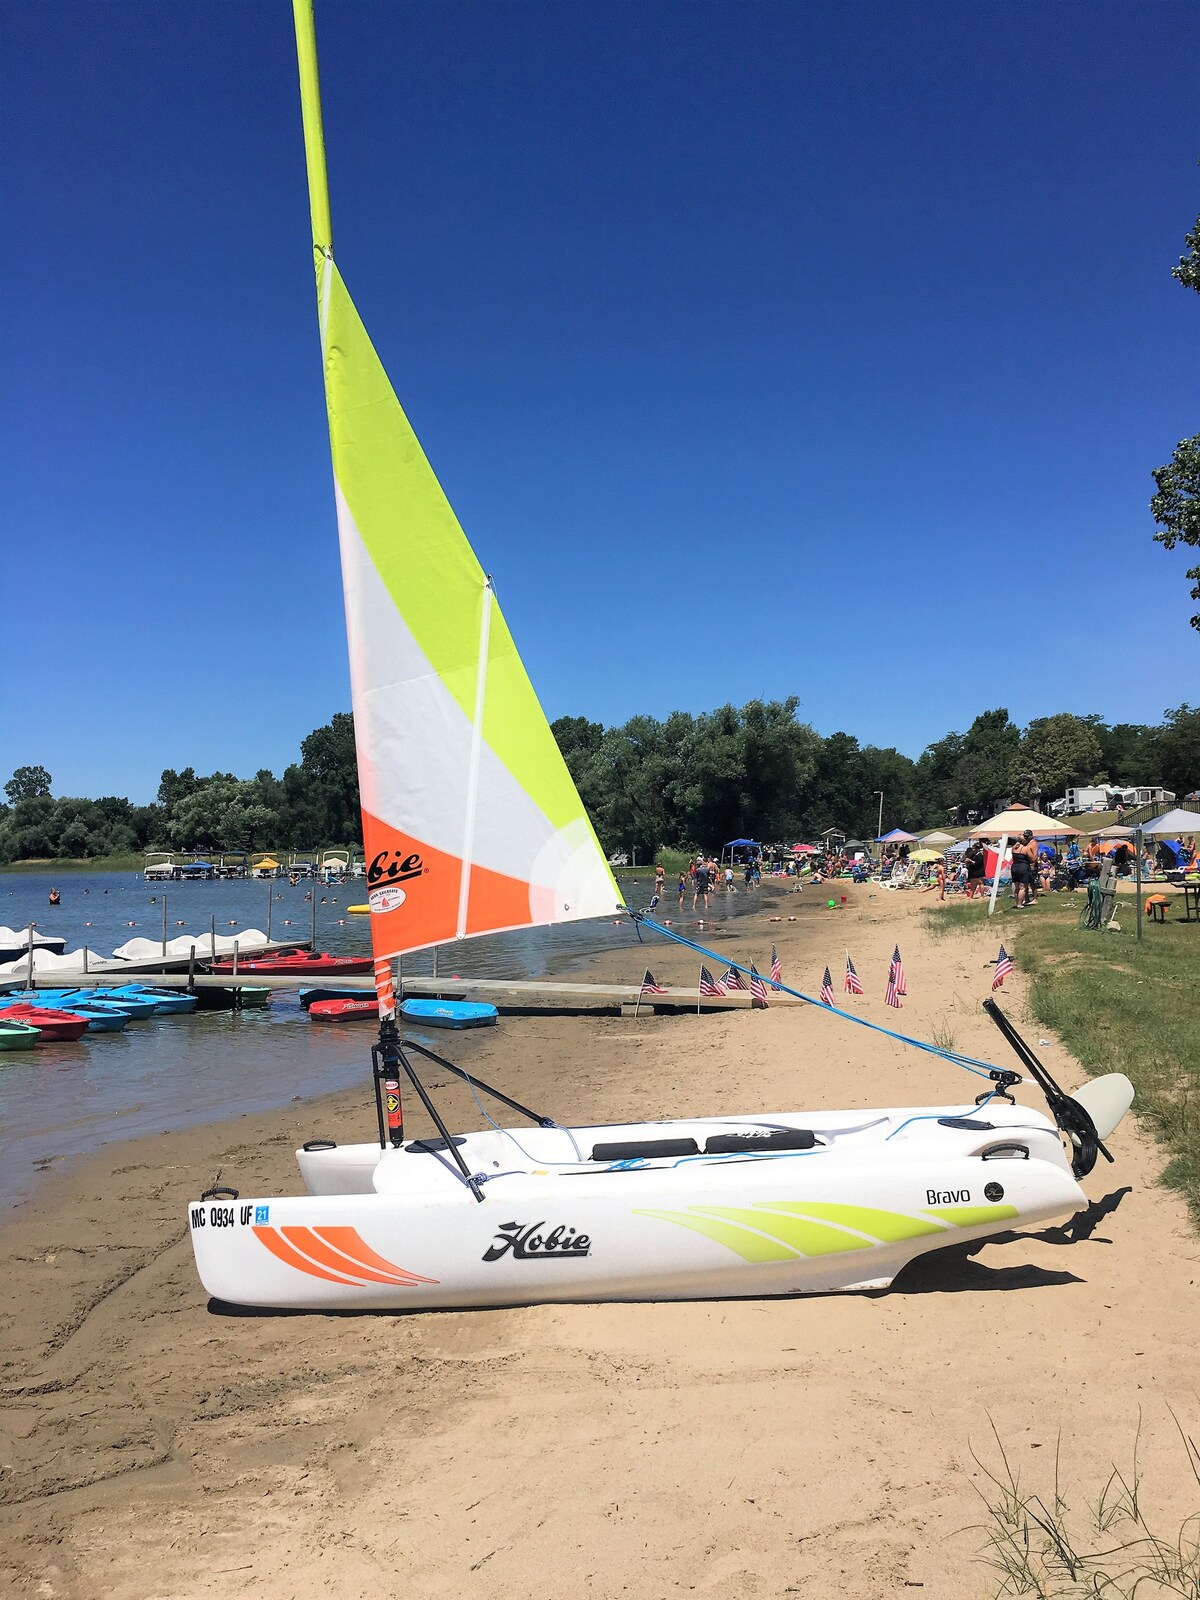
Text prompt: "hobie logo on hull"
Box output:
[[483, 1221, 591, 1262]]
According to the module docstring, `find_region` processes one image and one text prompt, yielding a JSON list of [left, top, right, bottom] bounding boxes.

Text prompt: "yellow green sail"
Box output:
[[292, 1, 619, 977]]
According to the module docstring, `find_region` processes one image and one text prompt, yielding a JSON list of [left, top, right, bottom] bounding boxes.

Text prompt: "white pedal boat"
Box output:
[[188, 1071, 1132, 1313]]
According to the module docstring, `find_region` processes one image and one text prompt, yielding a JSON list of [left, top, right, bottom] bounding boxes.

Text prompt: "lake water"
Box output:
[[0, 868, 767, 1207]]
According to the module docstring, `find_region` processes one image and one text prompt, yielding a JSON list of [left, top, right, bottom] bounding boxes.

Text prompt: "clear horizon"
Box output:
[[5, 0, 1199, 805]]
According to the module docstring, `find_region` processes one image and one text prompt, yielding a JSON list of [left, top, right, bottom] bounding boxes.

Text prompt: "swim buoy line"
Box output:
[[621, 906, 1000, 1082]]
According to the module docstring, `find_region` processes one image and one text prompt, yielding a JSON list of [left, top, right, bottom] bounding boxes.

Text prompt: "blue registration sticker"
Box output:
[[254, 1205, 270, 1225]]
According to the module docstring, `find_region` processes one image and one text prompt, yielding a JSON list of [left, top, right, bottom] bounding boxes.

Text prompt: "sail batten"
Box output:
[[292, 1, 619, 993]]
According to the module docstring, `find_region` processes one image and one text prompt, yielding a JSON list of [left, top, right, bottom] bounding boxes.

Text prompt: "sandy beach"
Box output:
[[3, 883, 1198, 1599]]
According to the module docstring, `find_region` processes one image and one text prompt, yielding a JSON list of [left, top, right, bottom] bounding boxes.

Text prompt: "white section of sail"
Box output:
[[334, 484, 615, 921]]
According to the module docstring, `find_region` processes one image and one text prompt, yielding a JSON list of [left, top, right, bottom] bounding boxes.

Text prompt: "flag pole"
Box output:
[[987, 834, 1008, 917]]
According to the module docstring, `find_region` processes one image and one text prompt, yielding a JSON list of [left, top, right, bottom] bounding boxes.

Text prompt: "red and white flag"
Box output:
[[698, 964, 726, 997], [992, 945, 1013, 990], [819, 966, 835, 1006], [723, 965, 748, 992], [640, 969, 668, 995], [844, 954, 864, 995], [770, 944, 782, 987], [749, 965, 769, 1009], [885, 946, 904, 1009]]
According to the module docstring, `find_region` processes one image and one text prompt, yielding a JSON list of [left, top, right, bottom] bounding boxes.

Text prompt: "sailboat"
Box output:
[[187, 1, 1134, 1313]]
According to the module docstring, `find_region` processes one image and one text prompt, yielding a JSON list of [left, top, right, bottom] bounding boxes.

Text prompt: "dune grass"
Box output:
[[972, 1411, 1200, 1598], [923, 893, 1200, 1225]]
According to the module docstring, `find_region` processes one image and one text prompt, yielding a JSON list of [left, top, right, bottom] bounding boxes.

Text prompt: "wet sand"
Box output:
[[2, 884, 1197, 1599]]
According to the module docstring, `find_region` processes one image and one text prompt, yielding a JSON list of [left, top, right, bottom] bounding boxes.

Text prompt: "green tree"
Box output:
[[1151, 435, 1200, 630], [1150, 201, 1200, 628], [1157, 704, 1200, 797], [1013, 713, 1104, 799], [5, 765, 52, 803], [1173, 206, 1200, 293], [950, 709, 1021, 819]]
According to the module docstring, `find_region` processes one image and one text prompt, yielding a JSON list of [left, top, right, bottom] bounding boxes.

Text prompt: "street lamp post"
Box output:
[[873, 790, 884, 856]]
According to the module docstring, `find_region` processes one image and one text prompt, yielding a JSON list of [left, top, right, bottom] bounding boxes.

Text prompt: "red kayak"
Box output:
[[0, 1004, 90, 1042], [207, 951, 372, 976], [307, 997, 379, 1022]]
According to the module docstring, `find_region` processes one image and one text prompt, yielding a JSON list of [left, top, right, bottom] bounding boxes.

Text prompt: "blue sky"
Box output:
[[5, 0, 1198, 803]]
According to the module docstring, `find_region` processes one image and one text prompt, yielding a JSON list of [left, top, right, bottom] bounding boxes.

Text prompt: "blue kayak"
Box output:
[[56, 988, 160, 1019], [3, 991, 130, 1031], [104, 984, 198, 1014], [400, 998, 498, 1030]]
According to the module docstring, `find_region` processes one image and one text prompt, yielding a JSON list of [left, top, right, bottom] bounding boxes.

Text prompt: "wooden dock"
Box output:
[[0, 970, 805, 1014]]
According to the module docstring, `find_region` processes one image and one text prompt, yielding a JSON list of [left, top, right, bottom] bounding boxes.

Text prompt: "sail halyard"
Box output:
[[291, 0, 621, 987]]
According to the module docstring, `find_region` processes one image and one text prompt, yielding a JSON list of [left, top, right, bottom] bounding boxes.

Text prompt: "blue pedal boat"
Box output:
[[399, 998, 499, 1030]]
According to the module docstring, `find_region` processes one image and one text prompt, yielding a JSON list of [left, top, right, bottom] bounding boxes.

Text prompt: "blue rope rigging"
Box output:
[[626, 910, 1004, 1082]]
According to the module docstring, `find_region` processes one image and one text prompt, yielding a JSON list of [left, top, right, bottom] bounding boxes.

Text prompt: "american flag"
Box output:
[[992, 944, 1013, 990], [749, 964, 769, 1008], [819, 966, 835, 1006], [723, 965, 748, 992], [844, 955, 864, 995], [885, 946, 904, 1009], [698, 964, 726, 997], [640, 969, 668, 995], [770, 944, 782, 987]]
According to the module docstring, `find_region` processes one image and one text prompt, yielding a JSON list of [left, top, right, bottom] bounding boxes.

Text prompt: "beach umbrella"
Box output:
[[970, 805, 1079, 838], [910, 848, 943, 862], [969, 805, 1079, 917], [920, 830, 958, 847]]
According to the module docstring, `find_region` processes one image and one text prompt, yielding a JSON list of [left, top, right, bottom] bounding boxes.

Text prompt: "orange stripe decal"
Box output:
[[283, 1226, 419, 1286], [315, 1225, 438, 1284], [252, 1225, 364, 1285]]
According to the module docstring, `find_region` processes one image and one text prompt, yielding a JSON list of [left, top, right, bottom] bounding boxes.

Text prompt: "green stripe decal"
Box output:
[[753, 1201, 949, 1243], [633, 1209, 801, 1262], [692, 1205, 874, 1256], [923, 1204, 1020, 1228]]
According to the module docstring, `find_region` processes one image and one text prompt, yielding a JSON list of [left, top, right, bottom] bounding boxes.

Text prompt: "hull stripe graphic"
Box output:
[[253, 1225, 365, 1285], [314, 1226, 438, 1284], [283, 1226, 416, 1285]]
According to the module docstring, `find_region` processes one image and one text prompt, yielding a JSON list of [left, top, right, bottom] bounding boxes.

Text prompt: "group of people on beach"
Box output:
[[649, 854, 763, 913]]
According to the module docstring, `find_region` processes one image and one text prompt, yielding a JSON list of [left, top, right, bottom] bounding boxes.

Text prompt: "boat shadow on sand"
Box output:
[[207, 1189, 1133, 1318], [887, 1185, 1133, 1297]]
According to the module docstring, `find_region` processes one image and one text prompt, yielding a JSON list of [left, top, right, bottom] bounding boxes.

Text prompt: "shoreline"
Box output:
[[4, 886, 1198, 1600]]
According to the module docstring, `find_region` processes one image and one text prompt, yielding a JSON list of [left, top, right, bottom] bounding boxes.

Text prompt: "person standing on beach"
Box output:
[[692, 859, 711, 913], [964, 843, 985, 898]]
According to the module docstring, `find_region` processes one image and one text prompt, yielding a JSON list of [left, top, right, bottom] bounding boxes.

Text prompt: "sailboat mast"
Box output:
[[293, 0, 333, 258]]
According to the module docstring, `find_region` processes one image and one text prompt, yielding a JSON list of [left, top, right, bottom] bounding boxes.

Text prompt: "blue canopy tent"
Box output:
[[877, 828, 918, 843], [721, 838, 761, 866]]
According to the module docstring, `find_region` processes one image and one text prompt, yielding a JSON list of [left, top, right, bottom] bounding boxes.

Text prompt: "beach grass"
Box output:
[[0, 853, 146, 874], [923, 894, 1200, 1224]]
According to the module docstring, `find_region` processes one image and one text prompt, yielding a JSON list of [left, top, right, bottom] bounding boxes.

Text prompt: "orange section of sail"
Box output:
[[361, 808, 535, 957]]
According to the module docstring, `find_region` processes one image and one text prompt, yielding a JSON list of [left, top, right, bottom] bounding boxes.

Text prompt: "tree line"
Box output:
[[2, 702, 1196, 866]]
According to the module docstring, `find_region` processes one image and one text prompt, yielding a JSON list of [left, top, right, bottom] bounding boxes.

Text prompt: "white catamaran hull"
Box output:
[[189, 1099, 1100, 1311]]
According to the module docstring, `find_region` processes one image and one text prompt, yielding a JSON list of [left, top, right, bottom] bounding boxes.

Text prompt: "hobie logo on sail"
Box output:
[[482, 1221, 591, 1262]]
